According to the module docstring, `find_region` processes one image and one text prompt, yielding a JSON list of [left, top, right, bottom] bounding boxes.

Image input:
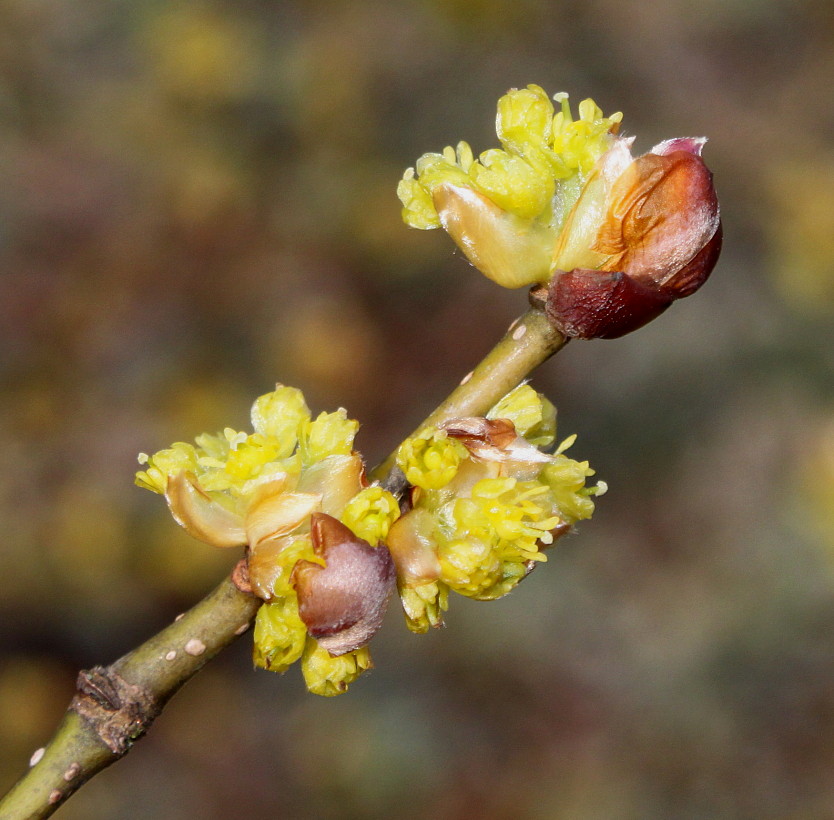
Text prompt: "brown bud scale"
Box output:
[[293, 513, 395, 656]]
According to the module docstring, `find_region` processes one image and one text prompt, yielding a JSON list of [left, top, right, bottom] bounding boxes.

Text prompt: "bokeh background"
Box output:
[[2, 1, 834, 817]]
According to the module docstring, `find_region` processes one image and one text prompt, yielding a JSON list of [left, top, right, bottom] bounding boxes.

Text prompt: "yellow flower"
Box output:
[[398, 86, 622, 288], [136, 442, 198, 494], [341, 486, 400, 546], [436, 536, 503, 597], [398, 580, 448, 634], [454, 477, 560, 558], [540, 438, 607, 525], [396, 427, 468, 490], [252, 596, 307, 673], [387, 386, 604, 627], [298, 409, 360, 466], [301, 640, 372, 697]]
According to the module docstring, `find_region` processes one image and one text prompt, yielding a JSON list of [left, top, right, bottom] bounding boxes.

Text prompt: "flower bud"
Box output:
[[293, 513, 395, 656], [301, 640, 372, 697], [547, 139, 721, 338], [252, 597, 307, 673], [340, 486, 400, 546], [396, 427, 468, 490]]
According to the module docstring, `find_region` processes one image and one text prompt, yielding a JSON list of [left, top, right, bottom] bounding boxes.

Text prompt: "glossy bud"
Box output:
[[293, 513, 395, 656], [547, 140, 721, 339]]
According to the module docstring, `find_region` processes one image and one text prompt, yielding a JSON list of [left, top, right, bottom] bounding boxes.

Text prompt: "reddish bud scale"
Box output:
[[547, 269, 673, 340], [547, 146, 721, 340], [440, 417, 517, 451]]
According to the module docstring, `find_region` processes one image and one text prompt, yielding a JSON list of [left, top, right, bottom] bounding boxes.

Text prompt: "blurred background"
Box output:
[[2, 0, 834, 817]]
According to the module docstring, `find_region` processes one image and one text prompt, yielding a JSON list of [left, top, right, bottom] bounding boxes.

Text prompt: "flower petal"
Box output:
[[165, 471, 247, 548], [293, 513, 395, 656]]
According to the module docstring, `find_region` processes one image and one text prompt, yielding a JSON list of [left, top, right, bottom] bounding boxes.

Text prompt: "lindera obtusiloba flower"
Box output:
[[137, 384, 602, 691], [397, 84, 721, 339], [136, 385, 398, 696], [388, 384, 605, 632]]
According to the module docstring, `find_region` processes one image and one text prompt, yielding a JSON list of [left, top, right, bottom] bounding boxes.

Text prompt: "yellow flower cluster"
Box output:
[[137, 386, 359, 508], [389, 384, 604, 631], [341, 486, 400, 546], [253, 600, 373, 696], [138, 382, 604, 691], [137, 385, 396, 696], [396, 427, 468, 490], [397, 85, 622, 240]]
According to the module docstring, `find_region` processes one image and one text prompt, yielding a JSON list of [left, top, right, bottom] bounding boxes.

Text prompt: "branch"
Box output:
[[374, 306, 568, 491], [0, 574, 260, 819], [0, 303, 566, 820]]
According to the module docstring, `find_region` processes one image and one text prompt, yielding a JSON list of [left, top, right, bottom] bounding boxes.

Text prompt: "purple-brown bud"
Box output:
[[546, 139, 721, 339], [546, 268, 673, 340], [293, 513, 395, 656]]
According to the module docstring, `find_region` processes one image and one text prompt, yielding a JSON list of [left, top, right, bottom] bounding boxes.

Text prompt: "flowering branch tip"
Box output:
[[399, 85, 721, 339]]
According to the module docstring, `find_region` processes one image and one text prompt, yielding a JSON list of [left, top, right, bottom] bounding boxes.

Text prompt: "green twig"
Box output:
[[0, 302, 566, 820], [0, 575, 260, 819], [374, 306, 568, 492]]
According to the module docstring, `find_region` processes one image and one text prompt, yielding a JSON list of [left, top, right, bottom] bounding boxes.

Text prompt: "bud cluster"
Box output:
[[137, 383, 602, 694], [137, 385, 397, 696], [390, 384, 603, 631], [398, 85, 721, 339]]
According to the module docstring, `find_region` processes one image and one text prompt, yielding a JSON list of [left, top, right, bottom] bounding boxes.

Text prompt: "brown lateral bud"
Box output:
[[293, 513, 395, 656]]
